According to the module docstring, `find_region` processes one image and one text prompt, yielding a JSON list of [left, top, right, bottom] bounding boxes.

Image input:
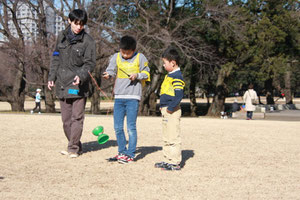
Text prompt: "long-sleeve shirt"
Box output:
[[106, 52, 150, 100], [35, 93, 41, 103], [159, 68, 185, 112]]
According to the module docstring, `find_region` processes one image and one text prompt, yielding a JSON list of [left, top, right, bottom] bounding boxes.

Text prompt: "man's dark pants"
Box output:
[[60, 98, 86, 154]]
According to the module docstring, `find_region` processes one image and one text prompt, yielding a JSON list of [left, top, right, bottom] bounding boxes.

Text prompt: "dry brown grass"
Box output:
[[0, 107, 299, 199]]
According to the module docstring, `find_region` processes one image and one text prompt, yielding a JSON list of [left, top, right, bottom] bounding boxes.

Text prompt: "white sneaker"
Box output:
[[38, 112, 41, 114], [60, 150, 69, 155], [69, 153, 79, 158], [30, 110, 34, 114]]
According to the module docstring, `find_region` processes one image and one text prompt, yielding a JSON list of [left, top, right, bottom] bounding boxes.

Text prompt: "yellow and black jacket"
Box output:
[[160, 68, 185, 112]]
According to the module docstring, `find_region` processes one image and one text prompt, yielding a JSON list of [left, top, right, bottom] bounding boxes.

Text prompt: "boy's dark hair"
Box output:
[[69, 9, 88, 25], [248, 84, 254, 89], [120, 35, 136, 50], [162, 46, 180, 65]]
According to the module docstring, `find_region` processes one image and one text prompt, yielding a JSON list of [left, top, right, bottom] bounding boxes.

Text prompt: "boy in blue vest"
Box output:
[[103, 35, 150, 164], [155, 47, 185, 171]]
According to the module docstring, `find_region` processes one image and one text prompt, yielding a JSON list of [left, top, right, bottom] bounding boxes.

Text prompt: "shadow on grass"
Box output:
[[181, 150, 195, 168], [135, 146, 162, 161], [135, 146, 194, 168], [82, 140, 118, 154]]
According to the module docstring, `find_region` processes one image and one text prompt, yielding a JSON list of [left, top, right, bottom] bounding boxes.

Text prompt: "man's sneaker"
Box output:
[[107, 153, 125, 162], [69, 153, 79, 158], [38, 112, 41, 114], [118, 155, 134, 164], [30, 110, 34, 114], [161, 164, 181, 171], [60, 150, 69, 155], [154, 162, 168, 168]]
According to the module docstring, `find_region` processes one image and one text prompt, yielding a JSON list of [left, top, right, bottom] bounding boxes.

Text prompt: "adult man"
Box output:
[[48, 9, 96, 158]]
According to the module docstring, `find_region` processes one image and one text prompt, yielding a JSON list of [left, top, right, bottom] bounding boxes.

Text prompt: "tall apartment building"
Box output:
[[2, 1, 65, 42]]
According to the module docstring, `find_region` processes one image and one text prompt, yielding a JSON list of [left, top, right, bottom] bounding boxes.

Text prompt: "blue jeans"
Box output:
[[247, 111, 253, 119], [113, 99, 139, 158]]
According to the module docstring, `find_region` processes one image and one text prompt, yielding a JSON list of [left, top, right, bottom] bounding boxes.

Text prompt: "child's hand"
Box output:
[[102, 72, 110, 80], [167, 109, 173, 114], [129, 73, 137, 81]]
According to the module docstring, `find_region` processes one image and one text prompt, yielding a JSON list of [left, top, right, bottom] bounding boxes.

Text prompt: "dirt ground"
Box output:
[[0, 102, 300, 200]]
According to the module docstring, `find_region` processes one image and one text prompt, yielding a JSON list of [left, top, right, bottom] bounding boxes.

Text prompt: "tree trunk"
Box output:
[[90, 87, 101, 114], [207, 66, 230, 116], [89, 70, 101, 114], [43, 70, 56, 112], [9, 63, 26, 111], [148, 92, 157, 116], [265, 78, 275, 104], [139, 79, 157, 115], [207, 85, 226, 117], [283, 69, 293, 104], [139, 63, 163, 116], [189, 64, 197, 117]]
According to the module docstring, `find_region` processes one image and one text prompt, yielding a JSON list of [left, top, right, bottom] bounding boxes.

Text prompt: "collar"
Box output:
[[168, 68, 180, 74], [62, 25, 85, 43], [121, 52, 138, 60]]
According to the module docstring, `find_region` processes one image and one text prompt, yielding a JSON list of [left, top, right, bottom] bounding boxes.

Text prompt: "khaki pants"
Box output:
[[161, 107, 182, 165]]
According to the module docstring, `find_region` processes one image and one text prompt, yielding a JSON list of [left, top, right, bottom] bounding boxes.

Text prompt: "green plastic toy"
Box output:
[[92, 126, 109, 144]]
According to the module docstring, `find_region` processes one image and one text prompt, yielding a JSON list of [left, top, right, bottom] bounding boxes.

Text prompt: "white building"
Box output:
[[1, 1, 65, 42]]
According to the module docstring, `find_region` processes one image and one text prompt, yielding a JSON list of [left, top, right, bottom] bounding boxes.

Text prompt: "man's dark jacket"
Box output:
[[48, 26, 96, 99]]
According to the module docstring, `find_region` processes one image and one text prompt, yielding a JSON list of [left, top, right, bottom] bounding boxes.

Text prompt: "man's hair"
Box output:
[[248, 84, 254, 89], [120, 35, 136, 50], [69, 9, 88, 25], [162, 46, 180, 65]]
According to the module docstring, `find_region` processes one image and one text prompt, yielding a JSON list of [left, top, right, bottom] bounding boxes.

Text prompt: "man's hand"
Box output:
[[48, 81, 55, 90], [129, 73, 137, 81], [102, 72, 110, 80], [73, 75, 80, 85]]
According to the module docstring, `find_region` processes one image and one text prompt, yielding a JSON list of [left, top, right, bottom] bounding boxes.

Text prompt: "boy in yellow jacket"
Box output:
[[155, 47, 185, 171]]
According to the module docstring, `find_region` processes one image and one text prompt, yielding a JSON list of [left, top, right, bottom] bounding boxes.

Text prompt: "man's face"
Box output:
[[68, 19, 84, 34], [120, 49, 135, 59]]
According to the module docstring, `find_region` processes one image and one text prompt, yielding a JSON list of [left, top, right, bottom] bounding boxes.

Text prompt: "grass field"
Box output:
[[0, 105, 299, 199]]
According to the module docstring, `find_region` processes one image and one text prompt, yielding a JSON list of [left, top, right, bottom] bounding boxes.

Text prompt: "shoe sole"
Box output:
[[69, 154, 79, 158], [118, 159, 133, 164], [161, 168, 181, 171], [161, 166, 181, 171], [60, 151, 69, 155]]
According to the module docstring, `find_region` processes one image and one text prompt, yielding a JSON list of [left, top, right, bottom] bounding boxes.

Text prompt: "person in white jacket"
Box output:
[[243, 84, 258, 120]]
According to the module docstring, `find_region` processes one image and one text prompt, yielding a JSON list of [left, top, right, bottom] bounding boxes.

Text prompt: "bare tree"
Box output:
[[85, 0, 221, 115], [0, 0, 27, 111]]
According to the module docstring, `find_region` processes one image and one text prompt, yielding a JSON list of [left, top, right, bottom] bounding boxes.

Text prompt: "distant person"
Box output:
[[103, 35, 150, 164], [243, 84, 258, 120], [154, 47, 185, 171], [48, 9, 96, 158], [232, 98, 240, 112], [31, 88, 42, 114], [230, 98, 240, 118]]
